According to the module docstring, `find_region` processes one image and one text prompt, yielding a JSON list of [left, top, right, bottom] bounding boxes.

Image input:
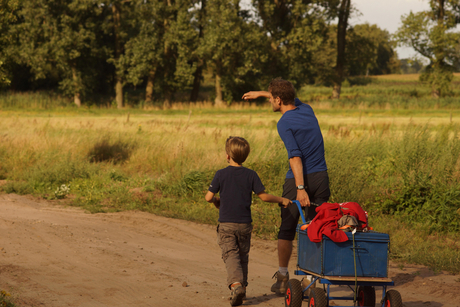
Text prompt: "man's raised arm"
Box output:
[[242, 91, 270, 100]]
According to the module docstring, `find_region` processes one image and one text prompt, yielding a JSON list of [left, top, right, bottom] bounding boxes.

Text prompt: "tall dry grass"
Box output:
[[1, 96, 460, 273]]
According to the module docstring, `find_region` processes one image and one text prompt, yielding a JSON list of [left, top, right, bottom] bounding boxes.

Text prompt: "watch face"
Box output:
[[297, 185, 305, 190]]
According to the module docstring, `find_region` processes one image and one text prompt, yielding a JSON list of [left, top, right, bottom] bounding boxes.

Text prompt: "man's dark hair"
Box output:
[[226, 136, 250, 164], [268, 78, 296, 105]]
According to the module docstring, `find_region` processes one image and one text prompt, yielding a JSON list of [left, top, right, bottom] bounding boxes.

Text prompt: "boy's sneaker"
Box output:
[[230, 283, 245, 306], [270, 271, 289, 295]]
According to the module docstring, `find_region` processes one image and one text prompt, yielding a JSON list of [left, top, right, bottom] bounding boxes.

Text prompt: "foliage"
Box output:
[[367, 125, 460, 233], [9, 0, 110, 104], [121, 0, 196, 105], [399, 57, 426, 74], [372, 214, 460, 274], [0, 0, 19, 85], [313, 23, 400, 86], [395, 1, 460, 97], [0, 0, 405, 105], [0, 290, 15, 307], [1, 82, 460, 272], [54, 184, 71, 199], [253, 0, 337, 89], [347, 24, 400, 76]]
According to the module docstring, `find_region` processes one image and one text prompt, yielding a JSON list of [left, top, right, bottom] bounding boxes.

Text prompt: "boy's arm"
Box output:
[[205, 191, 220, 209], [257, 191, 292, 208]]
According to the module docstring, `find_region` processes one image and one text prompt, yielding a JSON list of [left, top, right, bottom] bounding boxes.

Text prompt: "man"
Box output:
[[242, 78, 330, 295]]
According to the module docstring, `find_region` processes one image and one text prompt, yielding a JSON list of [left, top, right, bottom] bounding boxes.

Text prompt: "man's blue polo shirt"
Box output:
[[277, 98, 327, 179]]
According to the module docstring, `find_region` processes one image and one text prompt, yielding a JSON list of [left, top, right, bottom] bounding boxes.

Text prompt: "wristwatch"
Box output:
[[297, 185, 305, 190]]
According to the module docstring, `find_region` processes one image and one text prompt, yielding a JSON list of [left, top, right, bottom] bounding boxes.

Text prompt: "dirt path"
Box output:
[[0, 194, 459, 307]]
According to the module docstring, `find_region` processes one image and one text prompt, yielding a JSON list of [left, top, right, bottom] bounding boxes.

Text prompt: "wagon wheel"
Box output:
[[285, 279, 303, 307], [357, 286, 375, 307], [384, 290, 402, 307], [308, 288, 327, 307]]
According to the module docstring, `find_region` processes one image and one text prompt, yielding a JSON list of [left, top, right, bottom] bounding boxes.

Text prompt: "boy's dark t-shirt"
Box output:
[[209, 166, 265, 223]]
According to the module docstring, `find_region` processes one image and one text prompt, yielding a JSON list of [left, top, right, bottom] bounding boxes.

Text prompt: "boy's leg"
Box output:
[[217, 223, 244, 287], [236, 223, 252, 288]]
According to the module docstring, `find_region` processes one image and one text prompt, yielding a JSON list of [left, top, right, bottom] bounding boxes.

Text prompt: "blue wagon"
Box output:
[[285, 201, 402, 307]]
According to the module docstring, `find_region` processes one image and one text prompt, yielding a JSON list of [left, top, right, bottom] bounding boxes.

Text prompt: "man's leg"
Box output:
[[278, 239, 292, 267], [271, 178, 298, 295]]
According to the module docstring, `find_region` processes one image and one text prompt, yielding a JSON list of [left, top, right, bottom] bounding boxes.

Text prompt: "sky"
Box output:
[[349, 0, 430, 59]]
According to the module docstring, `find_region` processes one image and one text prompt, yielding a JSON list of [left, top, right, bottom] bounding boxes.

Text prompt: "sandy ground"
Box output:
[[0, 193, 459, 307]]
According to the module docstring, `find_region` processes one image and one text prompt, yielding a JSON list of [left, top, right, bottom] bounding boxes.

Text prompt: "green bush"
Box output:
[[3, 181, 33, 194], [25, 158, 95, 194]]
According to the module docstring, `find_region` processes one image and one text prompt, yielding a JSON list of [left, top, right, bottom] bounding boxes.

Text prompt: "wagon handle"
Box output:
[[292, 200, 320, 225], [292, 200, 306, 224]]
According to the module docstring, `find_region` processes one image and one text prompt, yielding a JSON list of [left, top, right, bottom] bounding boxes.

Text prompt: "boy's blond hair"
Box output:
[[226, 136, 250, 164]]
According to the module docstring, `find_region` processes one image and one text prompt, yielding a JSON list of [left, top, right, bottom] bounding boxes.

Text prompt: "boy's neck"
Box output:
[[228, 157, 242, 167]]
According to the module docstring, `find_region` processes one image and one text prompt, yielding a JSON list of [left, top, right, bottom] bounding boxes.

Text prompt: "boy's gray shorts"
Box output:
[[217, 222, 252, 287]]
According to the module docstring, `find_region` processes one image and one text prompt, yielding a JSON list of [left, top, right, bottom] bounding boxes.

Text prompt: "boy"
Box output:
[[205, 136, 291, 306]]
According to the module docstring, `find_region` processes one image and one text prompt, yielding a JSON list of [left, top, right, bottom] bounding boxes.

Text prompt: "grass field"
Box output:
[[1, 74, 459, 274]]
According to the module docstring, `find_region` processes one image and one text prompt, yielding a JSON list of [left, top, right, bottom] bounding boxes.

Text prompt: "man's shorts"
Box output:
[[278, 170, 330, 241]]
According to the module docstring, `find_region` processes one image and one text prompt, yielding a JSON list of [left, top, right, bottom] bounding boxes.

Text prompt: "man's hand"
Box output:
[[280, 198, 292, 208], [297, 189, 311, 207], [242, 91, 270, 100]]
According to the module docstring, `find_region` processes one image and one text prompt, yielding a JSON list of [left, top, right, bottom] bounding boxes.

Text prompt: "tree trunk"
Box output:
[[115, 79, 123, 108], [332, 84, 341, 99], [214, 74, 224, 107], [164, 91, 172, 109], [190, 65, 203, 102], [190, 0, 206, 102], [332, 0, 351, 99], [112, 3, 123, 109], [145, 70, 156, 103], [432, 0, 445, 99], [71, 66, 81, 107], [438, 0, 445, 22], [74, 93, 82, 107]]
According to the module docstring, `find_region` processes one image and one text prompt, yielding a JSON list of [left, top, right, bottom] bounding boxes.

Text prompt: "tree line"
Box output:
[[0, 0, 458, 108]]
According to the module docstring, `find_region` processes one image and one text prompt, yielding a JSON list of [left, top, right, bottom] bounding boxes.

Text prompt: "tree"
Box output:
[[347, 23, 400, 76], [332, 0, 351, 99], [202, 0, 268, 106], [312, 23, 399, 86], [0, 0, 19, 85], [204, 0, 245, 106], [189, 0, 206, 102], [123, 0, 170, 105], [396, 0, 460, 97], [400, 57, 426, 74], [103, 0, 136, 109], [253, 0, 338, 89], [123, 0, 197, 108], [11, 0, 107, 107]]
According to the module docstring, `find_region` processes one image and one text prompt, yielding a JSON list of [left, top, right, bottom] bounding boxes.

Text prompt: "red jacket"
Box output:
[[306, 202, 368, 243]]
